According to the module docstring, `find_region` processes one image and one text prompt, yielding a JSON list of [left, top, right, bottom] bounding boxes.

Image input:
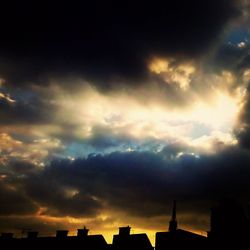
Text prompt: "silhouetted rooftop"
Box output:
[[113, 228, 153, 250], [156, 229, 206, 241]]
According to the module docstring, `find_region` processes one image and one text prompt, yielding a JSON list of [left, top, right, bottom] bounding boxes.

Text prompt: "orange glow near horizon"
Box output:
[[0, 205, 210, 245], [2, 213, 207, 246]]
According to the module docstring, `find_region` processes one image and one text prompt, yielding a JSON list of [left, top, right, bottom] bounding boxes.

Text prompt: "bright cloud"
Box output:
[[50, 71, 244, 155], [0, 92, 16, 103], [0, 133, 63, 166], [0, 57, 247, 164], [148, 57, 196, 90]]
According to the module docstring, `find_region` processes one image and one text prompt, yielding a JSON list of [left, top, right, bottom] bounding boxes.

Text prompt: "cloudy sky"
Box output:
[[1, 0, 250, 244]]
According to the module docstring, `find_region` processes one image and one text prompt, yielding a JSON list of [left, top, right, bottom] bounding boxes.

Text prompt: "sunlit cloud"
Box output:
[[237, 41, 247, 48], [49, 71, 244, 155], [0, 58, 247, 163], [0, 133, 63, 165], [148, 57, 196, 90], [148, 58, 170, 74], [0, 92, 16, 103], [0, 58, 246, 162], [0, 78, 5, 87], [243, 68, 250, 83]]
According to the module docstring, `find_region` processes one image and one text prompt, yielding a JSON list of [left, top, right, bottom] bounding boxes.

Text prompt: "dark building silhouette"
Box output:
[[112, 226, 153, 250], [155, 201, 206, 250], [208, 199, 250, 245], [56, 230, 69, 239], [77, 226, 89, 238], [1, 233, 14, 239], [0, 227, 108, 250], [168, 200, 177, 232], [27, 231, 39, 239], [2, 199, 250, 249]]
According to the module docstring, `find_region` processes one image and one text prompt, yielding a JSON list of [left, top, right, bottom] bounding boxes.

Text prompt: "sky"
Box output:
[[1, 0, 250, 245]]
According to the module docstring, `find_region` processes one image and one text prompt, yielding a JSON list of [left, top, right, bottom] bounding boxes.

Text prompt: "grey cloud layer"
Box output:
[[0, 0, 241, 87], [1, 146, 250, 220]]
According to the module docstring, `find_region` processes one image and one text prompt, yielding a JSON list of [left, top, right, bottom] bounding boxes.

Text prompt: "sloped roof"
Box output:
[[156, 229, 206, 241], [113, 233, 153, 249]]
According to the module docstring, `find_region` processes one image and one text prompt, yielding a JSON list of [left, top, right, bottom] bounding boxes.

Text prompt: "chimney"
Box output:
[[56, 230, 68, 239], [77, 226, 89, 238], [119, 226, 131, 237], [27, 231, 38, 239], [1, 233, 14, 239], [169, 200, 178, 232]]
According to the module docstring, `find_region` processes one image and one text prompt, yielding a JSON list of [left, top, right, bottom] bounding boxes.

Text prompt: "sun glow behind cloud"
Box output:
[[52, 71, 244, 155], [0, 57, 247, 165]]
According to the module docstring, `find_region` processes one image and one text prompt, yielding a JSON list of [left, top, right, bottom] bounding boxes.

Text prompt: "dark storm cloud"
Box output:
[[2, 146, 246, 219], [223, 47, 250, 149], [0, 181, 38, 216], [210, 43, 250, 72], [22, 168, 103, 217], [0, 216, 64, 235], [0, 0, 240, 87], [9, 161, 39, 175], [0, 160, 102, 218], [237, 125, 250, 149], [236, 84, 250, 149], [0, 91, 55, 125]]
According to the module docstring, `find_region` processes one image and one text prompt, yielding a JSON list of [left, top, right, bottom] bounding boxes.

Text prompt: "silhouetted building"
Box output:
[[4, 199, 250, 249], [208, 199, 250, 244], [51, 227, 108, 250], [118, 226, 131, 237], [77, 226, 89, 238], [27, 231, 38, 239], [169, 200, 177, 232], [0, 227, 108, 250], [68, 227, 108, 249], [155, 201, 206, 250], [112, 226, 153, 250], [1, 233, 14, 239], [56, 230, 69, 239]]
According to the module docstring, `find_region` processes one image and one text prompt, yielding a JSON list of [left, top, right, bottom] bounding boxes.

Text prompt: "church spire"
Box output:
[[169, 200, 177, 232]]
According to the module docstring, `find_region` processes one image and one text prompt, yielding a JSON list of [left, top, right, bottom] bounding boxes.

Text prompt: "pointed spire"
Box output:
[[169, 200, 178, 232]]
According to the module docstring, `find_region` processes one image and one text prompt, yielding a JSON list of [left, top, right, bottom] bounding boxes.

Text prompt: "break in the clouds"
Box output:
[[0, 60, 245, 162], [1, 0, 250, 243]]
